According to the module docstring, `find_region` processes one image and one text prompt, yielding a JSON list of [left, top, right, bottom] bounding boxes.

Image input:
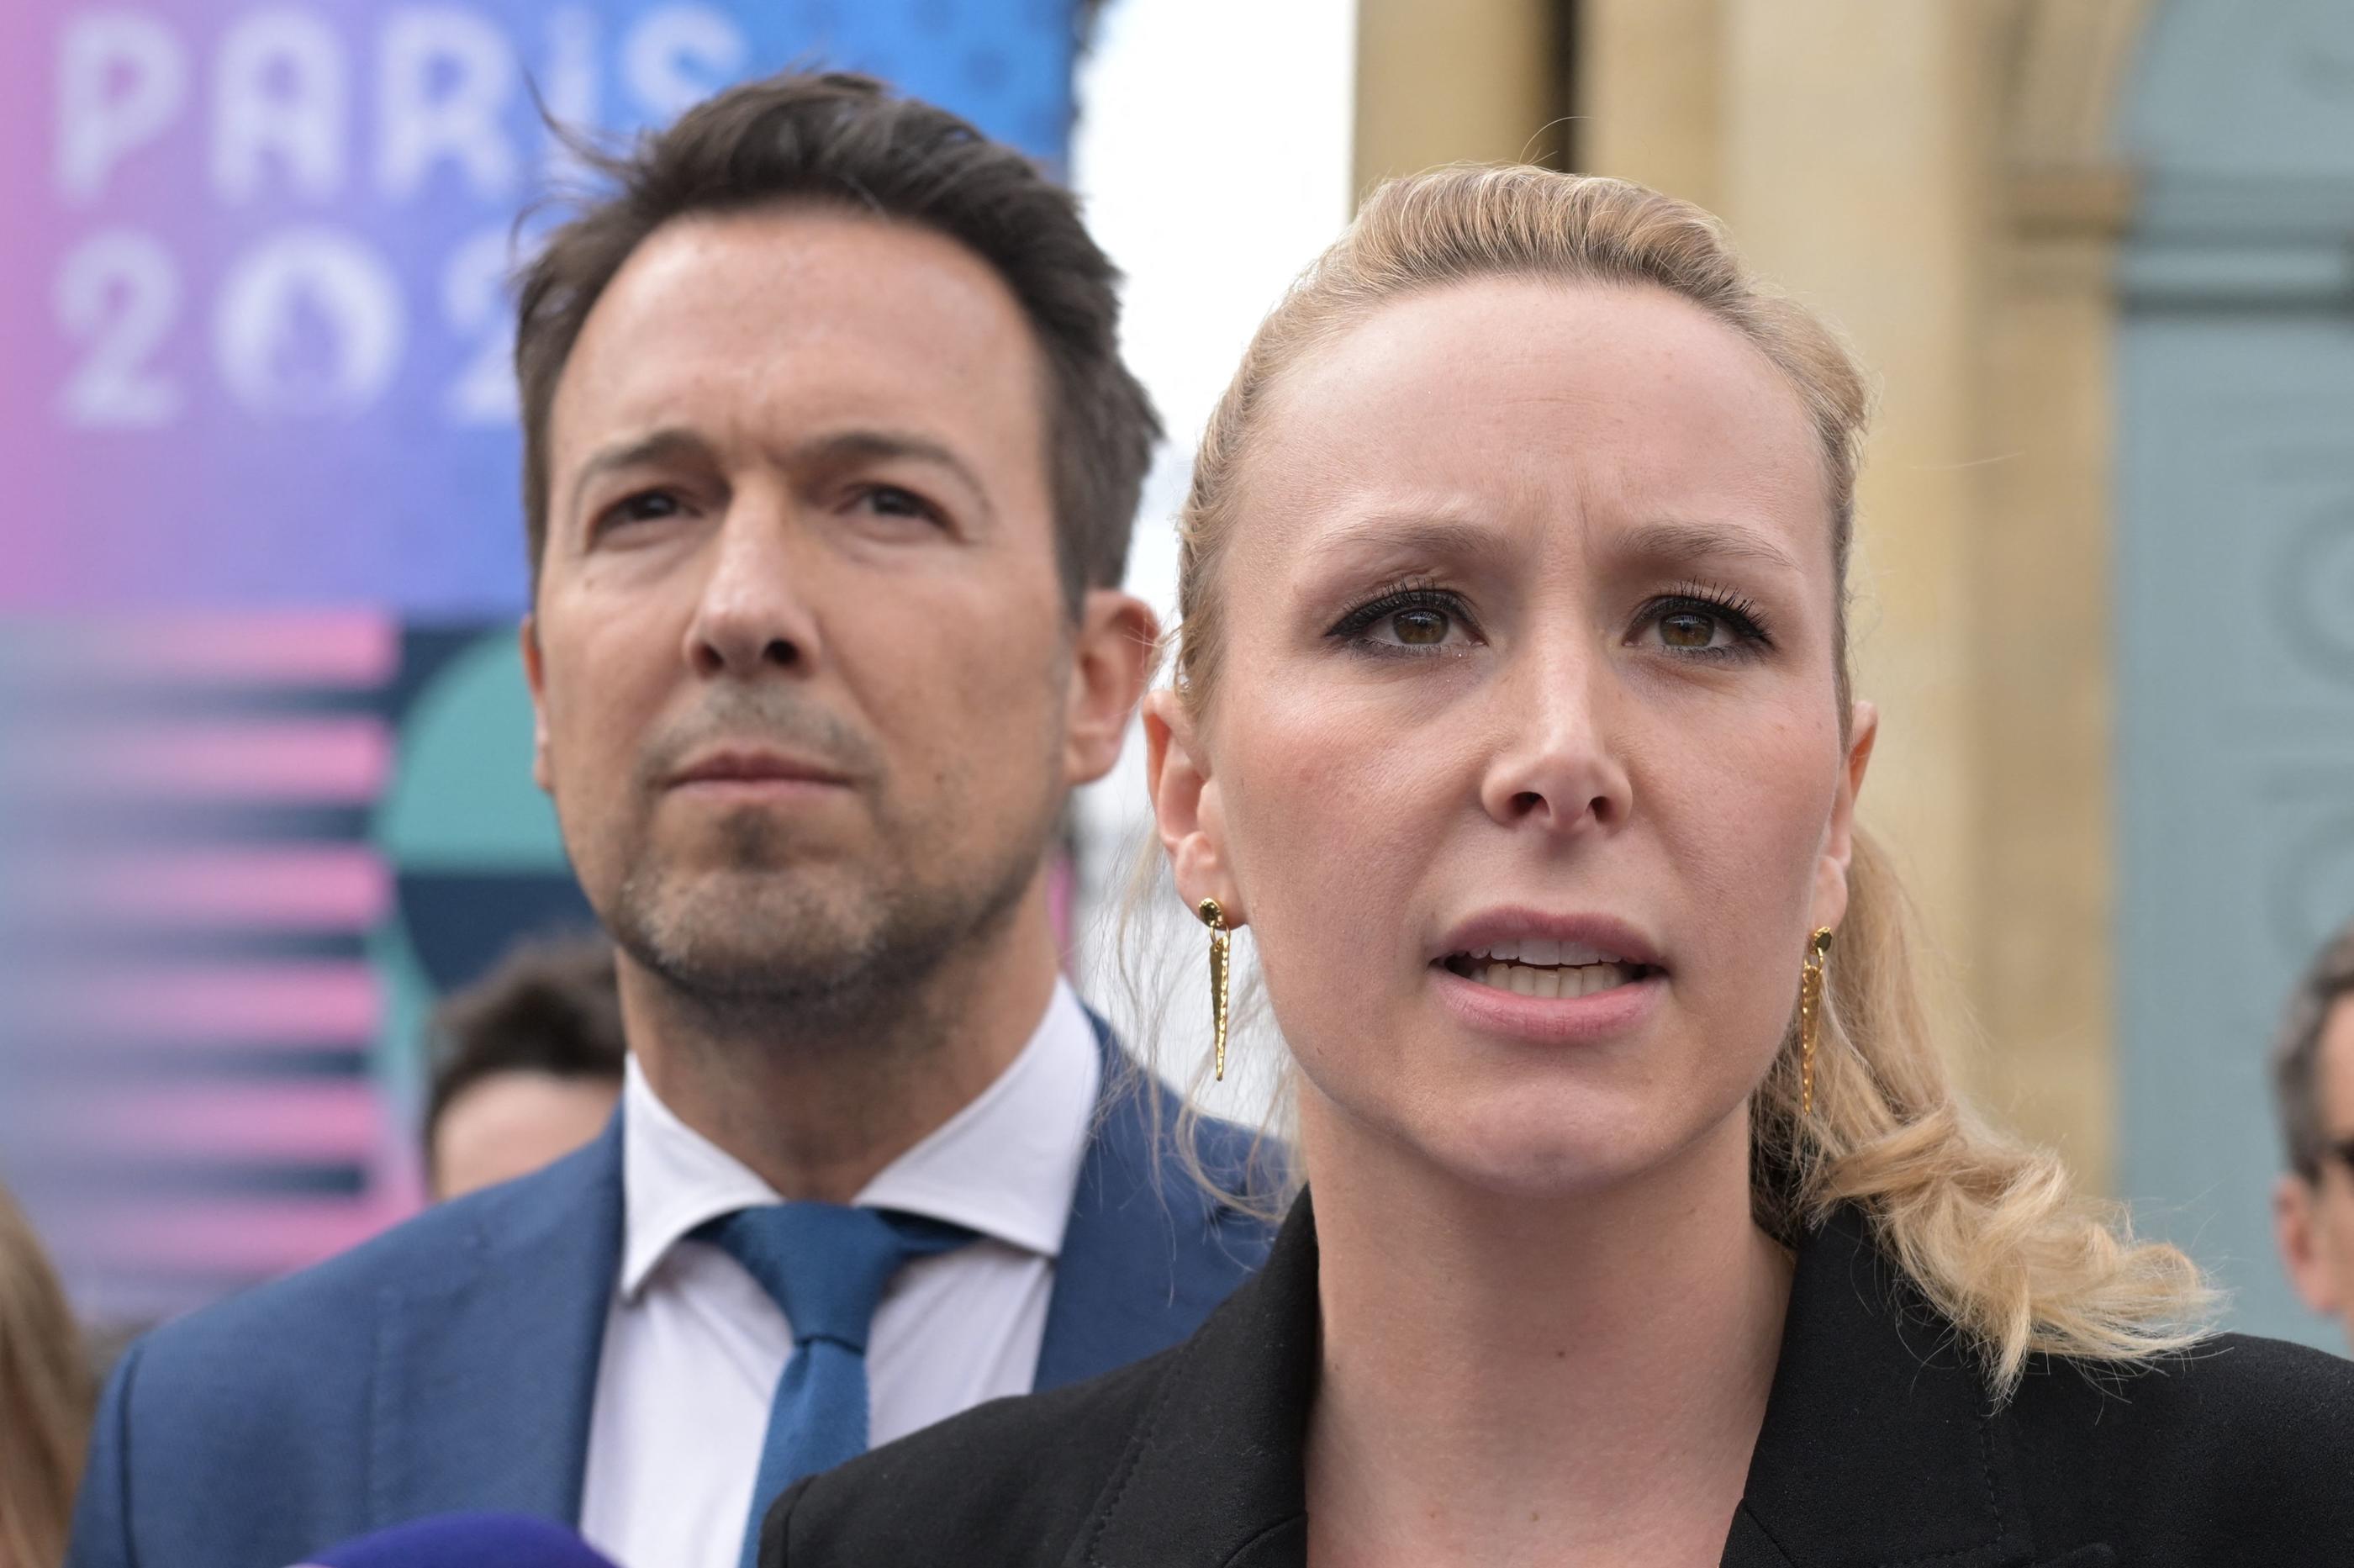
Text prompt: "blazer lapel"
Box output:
[[369, 1114, 625, 1527], [1074, 1196, 1320, 1568], [1035, 1017, 1271, 1391], [1062, 1192, 2101, 1568], [1721, 1507, 1799, 1568], [1732, 1206, 2040, 1568]]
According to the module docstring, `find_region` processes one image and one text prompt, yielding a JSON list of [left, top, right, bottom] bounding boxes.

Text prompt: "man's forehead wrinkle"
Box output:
[[568, 206, 1044, 394], [548, 304, 736, 499], [557, 425, 706, 525], [793, 429, 1001, 529]]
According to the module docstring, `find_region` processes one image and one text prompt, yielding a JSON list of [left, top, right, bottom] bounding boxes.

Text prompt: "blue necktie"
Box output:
[[694, 1204, 976, 1568]]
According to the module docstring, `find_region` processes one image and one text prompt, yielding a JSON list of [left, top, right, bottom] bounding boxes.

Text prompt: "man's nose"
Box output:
[[1475, 632, 1634, 837], [682, 490, 824, 680]]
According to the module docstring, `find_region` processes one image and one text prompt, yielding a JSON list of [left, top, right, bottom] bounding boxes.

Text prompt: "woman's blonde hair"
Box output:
[[0, 1180, 91, 1568], [1137, 165, 2210, 1399]]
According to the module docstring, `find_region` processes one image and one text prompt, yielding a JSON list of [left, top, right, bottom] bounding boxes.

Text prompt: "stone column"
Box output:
[[1576, 0, 2146, 1187], [1354, 0, 1561, 193]]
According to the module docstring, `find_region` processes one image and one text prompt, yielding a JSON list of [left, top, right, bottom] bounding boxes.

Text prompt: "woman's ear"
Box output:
[[1143, 688, 1242, 921], [1812, 700, 1878, 932]]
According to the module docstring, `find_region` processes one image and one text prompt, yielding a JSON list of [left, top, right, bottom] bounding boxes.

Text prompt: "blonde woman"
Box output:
[[757, 168, 2354, 1566], [1, 1182, 90, 1568]]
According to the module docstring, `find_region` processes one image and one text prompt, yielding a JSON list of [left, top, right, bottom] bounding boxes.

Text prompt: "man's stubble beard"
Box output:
[[605, 789, 1058, 1048]]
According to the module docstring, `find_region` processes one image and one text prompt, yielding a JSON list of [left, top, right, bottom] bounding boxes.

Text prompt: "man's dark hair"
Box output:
[[514, 70, 1160, 609], [424, 934, 626, 1168], [2272, 916, 2354, 1180]]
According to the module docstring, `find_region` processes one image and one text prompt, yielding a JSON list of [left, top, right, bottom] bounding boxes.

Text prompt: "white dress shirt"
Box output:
[[578, 981, 1102, 1568]]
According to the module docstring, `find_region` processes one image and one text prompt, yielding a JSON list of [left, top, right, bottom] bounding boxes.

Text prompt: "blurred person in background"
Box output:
[[425, 935, 627, 1202], [761, 166, 2354, 1567], [0, 1180, 91, 1568], [2272, 916, 2354, 1352], [68, 71, 1269, 1568]]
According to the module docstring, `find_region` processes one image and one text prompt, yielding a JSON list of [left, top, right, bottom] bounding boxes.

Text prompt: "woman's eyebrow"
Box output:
[[1610, 518, 1802, 577], [1296, 512, 1805, 582], [1301, 514, 1504, 571]]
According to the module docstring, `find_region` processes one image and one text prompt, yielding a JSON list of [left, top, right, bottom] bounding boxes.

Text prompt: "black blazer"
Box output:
[[764, 1196, 2354, 1566]]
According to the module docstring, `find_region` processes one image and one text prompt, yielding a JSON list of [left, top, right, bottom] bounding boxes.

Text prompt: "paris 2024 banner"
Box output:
[[0, 0, 1078, 1322]]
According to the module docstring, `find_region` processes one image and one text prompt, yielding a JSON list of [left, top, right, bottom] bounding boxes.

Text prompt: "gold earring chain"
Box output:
[[1799, 927, 1833, 1117], [1199, 898, 1231, 1082]]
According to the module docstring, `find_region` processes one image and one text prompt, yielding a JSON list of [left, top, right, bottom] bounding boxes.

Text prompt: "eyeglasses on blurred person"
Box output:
[[0, 1180, 92, 1568], [2273, 916, 2354, 1352], [758, 166, 2354, 1568], [424, 935, 627, 1202], [68, 70, 1273, 1568]]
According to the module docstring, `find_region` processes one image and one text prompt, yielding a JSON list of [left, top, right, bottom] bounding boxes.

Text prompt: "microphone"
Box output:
[[293, 1513, 620, 1566]]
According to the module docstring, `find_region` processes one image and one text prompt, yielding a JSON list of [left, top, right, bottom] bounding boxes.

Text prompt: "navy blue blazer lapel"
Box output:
[[1035, 1016, 1273, 1391], [370, 1113, 625, 1527]]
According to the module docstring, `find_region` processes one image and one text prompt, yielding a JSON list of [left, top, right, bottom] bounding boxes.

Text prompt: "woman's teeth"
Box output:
[[1453, 958, 1644, 998], [1461, 937, 1624, 967]]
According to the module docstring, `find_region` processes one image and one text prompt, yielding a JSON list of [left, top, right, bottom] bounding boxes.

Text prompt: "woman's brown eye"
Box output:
[[1660, 611, 1716, 649], [1393, 609, 1450, 645]]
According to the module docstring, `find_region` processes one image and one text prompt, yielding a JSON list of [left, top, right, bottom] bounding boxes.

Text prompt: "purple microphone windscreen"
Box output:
[[294, 1513, 620, 1566]]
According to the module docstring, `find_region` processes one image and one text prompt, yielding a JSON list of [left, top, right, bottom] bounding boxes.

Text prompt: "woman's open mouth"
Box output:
[[1438, 939, 1660, 1000]]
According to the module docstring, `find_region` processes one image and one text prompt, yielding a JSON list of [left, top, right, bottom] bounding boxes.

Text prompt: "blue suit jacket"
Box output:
[[67, 1033, 1271, 1568]]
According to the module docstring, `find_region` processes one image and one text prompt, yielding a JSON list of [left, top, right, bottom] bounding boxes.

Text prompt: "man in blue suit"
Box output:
[[69, 71, 1272, 1568]]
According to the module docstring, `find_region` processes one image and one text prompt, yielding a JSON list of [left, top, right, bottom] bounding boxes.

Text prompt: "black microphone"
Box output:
[[293, 1513, 620, 1566]]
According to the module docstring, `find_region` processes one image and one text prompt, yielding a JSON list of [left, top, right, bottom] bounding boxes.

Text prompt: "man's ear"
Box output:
[[1065, 590, 1159, 788], [520, 617, 552, 795], [1143, 688, 1241, 922], [2277, 1172, 2343, 1316], [1812, 700, 1879, 932]]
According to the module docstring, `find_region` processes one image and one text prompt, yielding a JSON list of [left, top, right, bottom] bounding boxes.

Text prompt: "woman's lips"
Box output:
[[1440, 953, 1655, 999], [1429, 958, 1665, 1044]]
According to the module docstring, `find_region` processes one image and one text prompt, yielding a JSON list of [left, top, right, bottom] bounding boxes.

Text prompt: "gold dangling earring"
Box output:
[[1198, 898, 1232, 1082], [1799, 927, 1834, 1117]]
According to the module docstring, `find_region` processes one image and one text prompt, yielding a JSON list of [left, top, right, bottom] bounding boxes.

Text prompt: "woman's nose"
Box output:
[[1475, 641, 1633, 836]]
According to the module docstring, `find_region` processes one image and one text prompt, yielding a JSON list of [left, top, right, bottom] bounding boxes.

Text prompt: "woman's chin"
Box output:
[[1403, 1095, 1670, 1199], [1366, 1074, 1754, 1203], [1298, 1041, 1755, 1201]]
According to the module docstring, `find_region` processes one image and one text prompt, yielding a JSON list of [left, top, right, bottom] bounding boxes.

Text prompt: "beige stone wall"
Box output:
[[1358, 0, 2147, 1186], [1969, 1, 2146, 1191], [1354, 0, 1560, 193]]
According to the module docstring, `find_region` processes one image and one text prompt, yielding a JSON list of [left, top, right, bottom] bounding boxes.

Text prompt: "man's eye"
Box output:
[[607, 491, 682, 527], [858, 485, 934, 520]]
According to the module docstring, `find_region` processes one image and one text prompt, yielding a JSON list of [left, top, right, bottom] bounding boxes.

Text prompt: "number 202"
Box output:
[[55, 225, 520, 429]]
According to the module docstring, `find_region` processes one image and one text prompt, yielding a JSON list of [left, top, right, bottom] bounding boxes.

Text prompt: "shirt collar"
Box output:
[[618, 979, 1103, 1300]]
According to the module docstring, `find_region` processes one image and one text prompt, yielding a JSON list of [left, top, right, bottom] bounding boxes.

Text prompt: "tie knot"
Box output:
[[695, 1203, 974, 1350]]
